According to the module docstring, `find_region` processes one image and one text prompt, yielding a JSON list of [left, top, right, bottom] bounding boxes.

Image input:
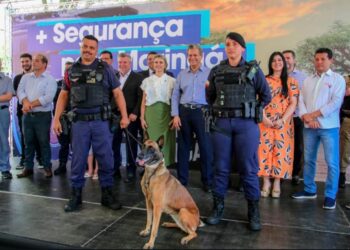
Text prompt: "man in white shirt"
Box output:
[[17, 54, 57, 178], [292, 48, 346, 210]]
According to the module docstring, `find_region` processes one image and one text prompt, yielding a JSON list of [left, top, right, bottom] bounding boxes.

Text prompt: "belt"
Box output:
[[75, 113, 102, 121], [0, 105, 8, 110], [213, 109, 244, 118], [181, 104, 207, 109], [27, 111, 51, 116]]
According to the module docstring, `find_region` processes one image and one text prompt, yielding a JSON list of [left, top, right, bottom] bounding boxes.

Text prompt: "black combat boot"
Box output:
[[101, 187, 122, 210], [339, 172, 346, 188], [206, 194, 224, 225], [247, 200, 261, 231], [64, 187, 82, 212], [54, 163, 67, 175]]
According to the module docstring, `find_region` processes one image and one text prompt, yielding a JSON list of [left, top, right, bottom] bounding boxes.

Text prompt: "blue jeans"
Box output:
[[0, 108, 10, 171], [303, 128, 339, 199]]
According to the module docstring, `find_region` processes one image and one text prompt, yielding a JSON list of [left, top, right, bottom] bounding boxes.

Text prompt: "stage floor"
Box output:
[[0, 159, 350, 249]]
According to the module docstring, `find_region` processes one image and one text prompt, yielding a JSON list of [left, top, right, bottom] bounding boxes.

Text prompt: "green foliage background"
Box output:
[[296, 21, 350, 74]]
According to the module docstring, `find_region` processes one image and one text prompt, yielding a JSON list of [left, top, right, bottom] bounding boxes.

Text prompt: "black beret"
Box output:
[[226, 32, 246, 48]]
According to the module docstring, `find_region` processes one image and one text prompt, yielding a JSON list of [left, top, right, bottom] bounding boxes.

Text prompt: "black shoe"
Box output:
[[206, 194, 224, 225], [124, 176, 135, 183], [339, 172, 346, 188], [64, 187, 82, 212], [202, 184, 212, 193], [114, 169, 121, 178], [247, 200, 261, 231], [101, 187, 122, 210], [291, 176, 300, 186], [2, 171, 13, 179], [54, 164, 67, 175]]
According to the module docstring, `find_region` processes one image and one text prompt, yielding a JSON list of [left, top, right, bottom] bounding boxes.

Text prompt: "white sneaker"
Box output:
[[84, 172, 92, 178]]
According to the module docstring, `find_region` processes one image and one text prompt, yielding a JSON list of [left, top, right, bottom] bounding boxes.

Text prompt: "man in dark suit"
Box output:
[[113, 52, 143, 182], [139, 51, 174, 78]]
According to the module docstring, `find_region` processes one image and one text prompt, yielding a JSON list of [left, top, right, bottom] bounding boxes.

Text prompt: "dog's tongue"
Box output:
[[137, 159, 145, 167]]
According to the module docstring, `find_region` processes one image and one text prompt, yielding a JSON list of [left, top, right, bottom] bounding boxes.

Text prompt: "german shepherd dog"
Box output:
[[137, 135, 204, 249]]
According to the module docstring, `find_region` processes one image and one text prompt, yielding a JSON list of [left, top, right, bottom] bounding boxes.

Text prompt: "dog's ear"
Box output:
[[143, 130, 150, 142], [156, 135, 164, 149]]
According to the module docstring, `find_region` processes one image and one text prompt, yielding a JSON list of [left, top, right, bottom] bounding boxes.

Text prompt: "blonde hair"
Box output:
[[153, 54, 168, 72]]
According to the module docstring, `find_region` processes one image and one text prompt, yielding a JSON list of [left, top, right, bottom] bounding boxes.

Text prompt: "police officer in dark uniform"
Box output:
[[53, 35, 129, 212], [205, 32, 271, 231]]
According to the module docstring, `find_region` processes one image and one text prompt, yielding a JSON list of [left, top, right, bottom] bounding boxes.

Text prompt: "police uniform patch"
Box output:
[[96, 73, 103, 82]]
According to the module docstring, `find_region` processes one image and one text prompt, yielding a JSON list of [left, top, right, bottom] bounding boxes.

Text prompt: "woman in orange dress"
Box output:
[[258, 51, 299, 198]]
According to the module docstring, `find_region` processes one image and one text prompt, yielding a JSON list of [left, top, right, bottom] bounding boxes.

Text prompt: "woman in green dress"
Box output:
[[140, 55, 176, 166]]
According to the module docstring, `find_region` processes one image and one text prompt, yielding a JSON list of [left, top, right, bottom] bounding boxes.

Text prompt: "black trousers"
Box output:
[[57, 131, 71, 165], [22, 112, 52, 169], [292, 117, 304, 177]]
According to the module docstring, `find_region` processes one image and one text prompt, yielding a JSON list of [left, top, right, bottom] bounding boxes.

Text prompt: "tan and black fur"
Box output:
[[137, 136, 204, 249]]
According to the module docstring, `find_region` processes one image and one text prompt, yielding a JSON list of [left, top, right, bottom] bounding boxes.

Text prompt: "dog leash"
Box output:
[[124, 128, 143, 146], [124, 127, 143, 166]]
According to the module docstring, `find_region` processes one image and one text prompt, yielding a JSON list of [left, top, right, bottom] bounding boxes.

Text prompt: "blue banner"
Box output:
[[29, 10, 210, 51]]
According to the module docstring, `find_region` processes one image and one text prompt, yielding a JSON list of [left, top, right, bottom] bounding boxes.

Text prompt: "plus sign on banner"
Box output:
[[36, 30, 48, 44]]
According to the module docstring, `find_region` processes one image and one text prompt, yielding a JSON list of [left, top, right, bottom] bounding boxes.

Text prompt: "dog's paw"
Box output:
[[143, 242, 154, 249], [139, 229, 150, 237], [181, 237, 190, 245]]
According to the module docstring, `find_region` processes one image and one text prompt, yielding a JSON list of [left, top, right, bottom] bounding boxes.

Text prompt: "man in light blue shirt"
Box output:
[[17, 54, 57, 179], [283, 50, 307, 185], [0, 59, 15, 179], [171, 44, 213, 192], [292, 48, 346, 210]]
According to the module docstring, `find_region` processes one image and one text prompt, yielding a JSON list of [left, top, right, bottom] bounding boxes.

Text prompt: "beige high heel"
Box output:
[[272, 189, 281, 198], [261, 187, 271, 197]]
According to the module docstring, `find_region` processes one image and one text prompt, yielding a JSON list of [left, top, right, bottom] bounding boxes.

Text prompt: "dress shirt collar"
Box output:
[[291, 67, 300, 74], [313, 68, 332, 78], [187, 65, 204, 73], [120, 69, 131, 78], [29, 71, 48, 78]]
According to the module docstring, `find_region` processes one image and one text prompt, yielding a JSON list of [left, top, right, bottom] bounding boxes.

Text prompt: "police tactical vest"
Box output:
[[69, 60, 106, 109], [213, 62, 257, 110]]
